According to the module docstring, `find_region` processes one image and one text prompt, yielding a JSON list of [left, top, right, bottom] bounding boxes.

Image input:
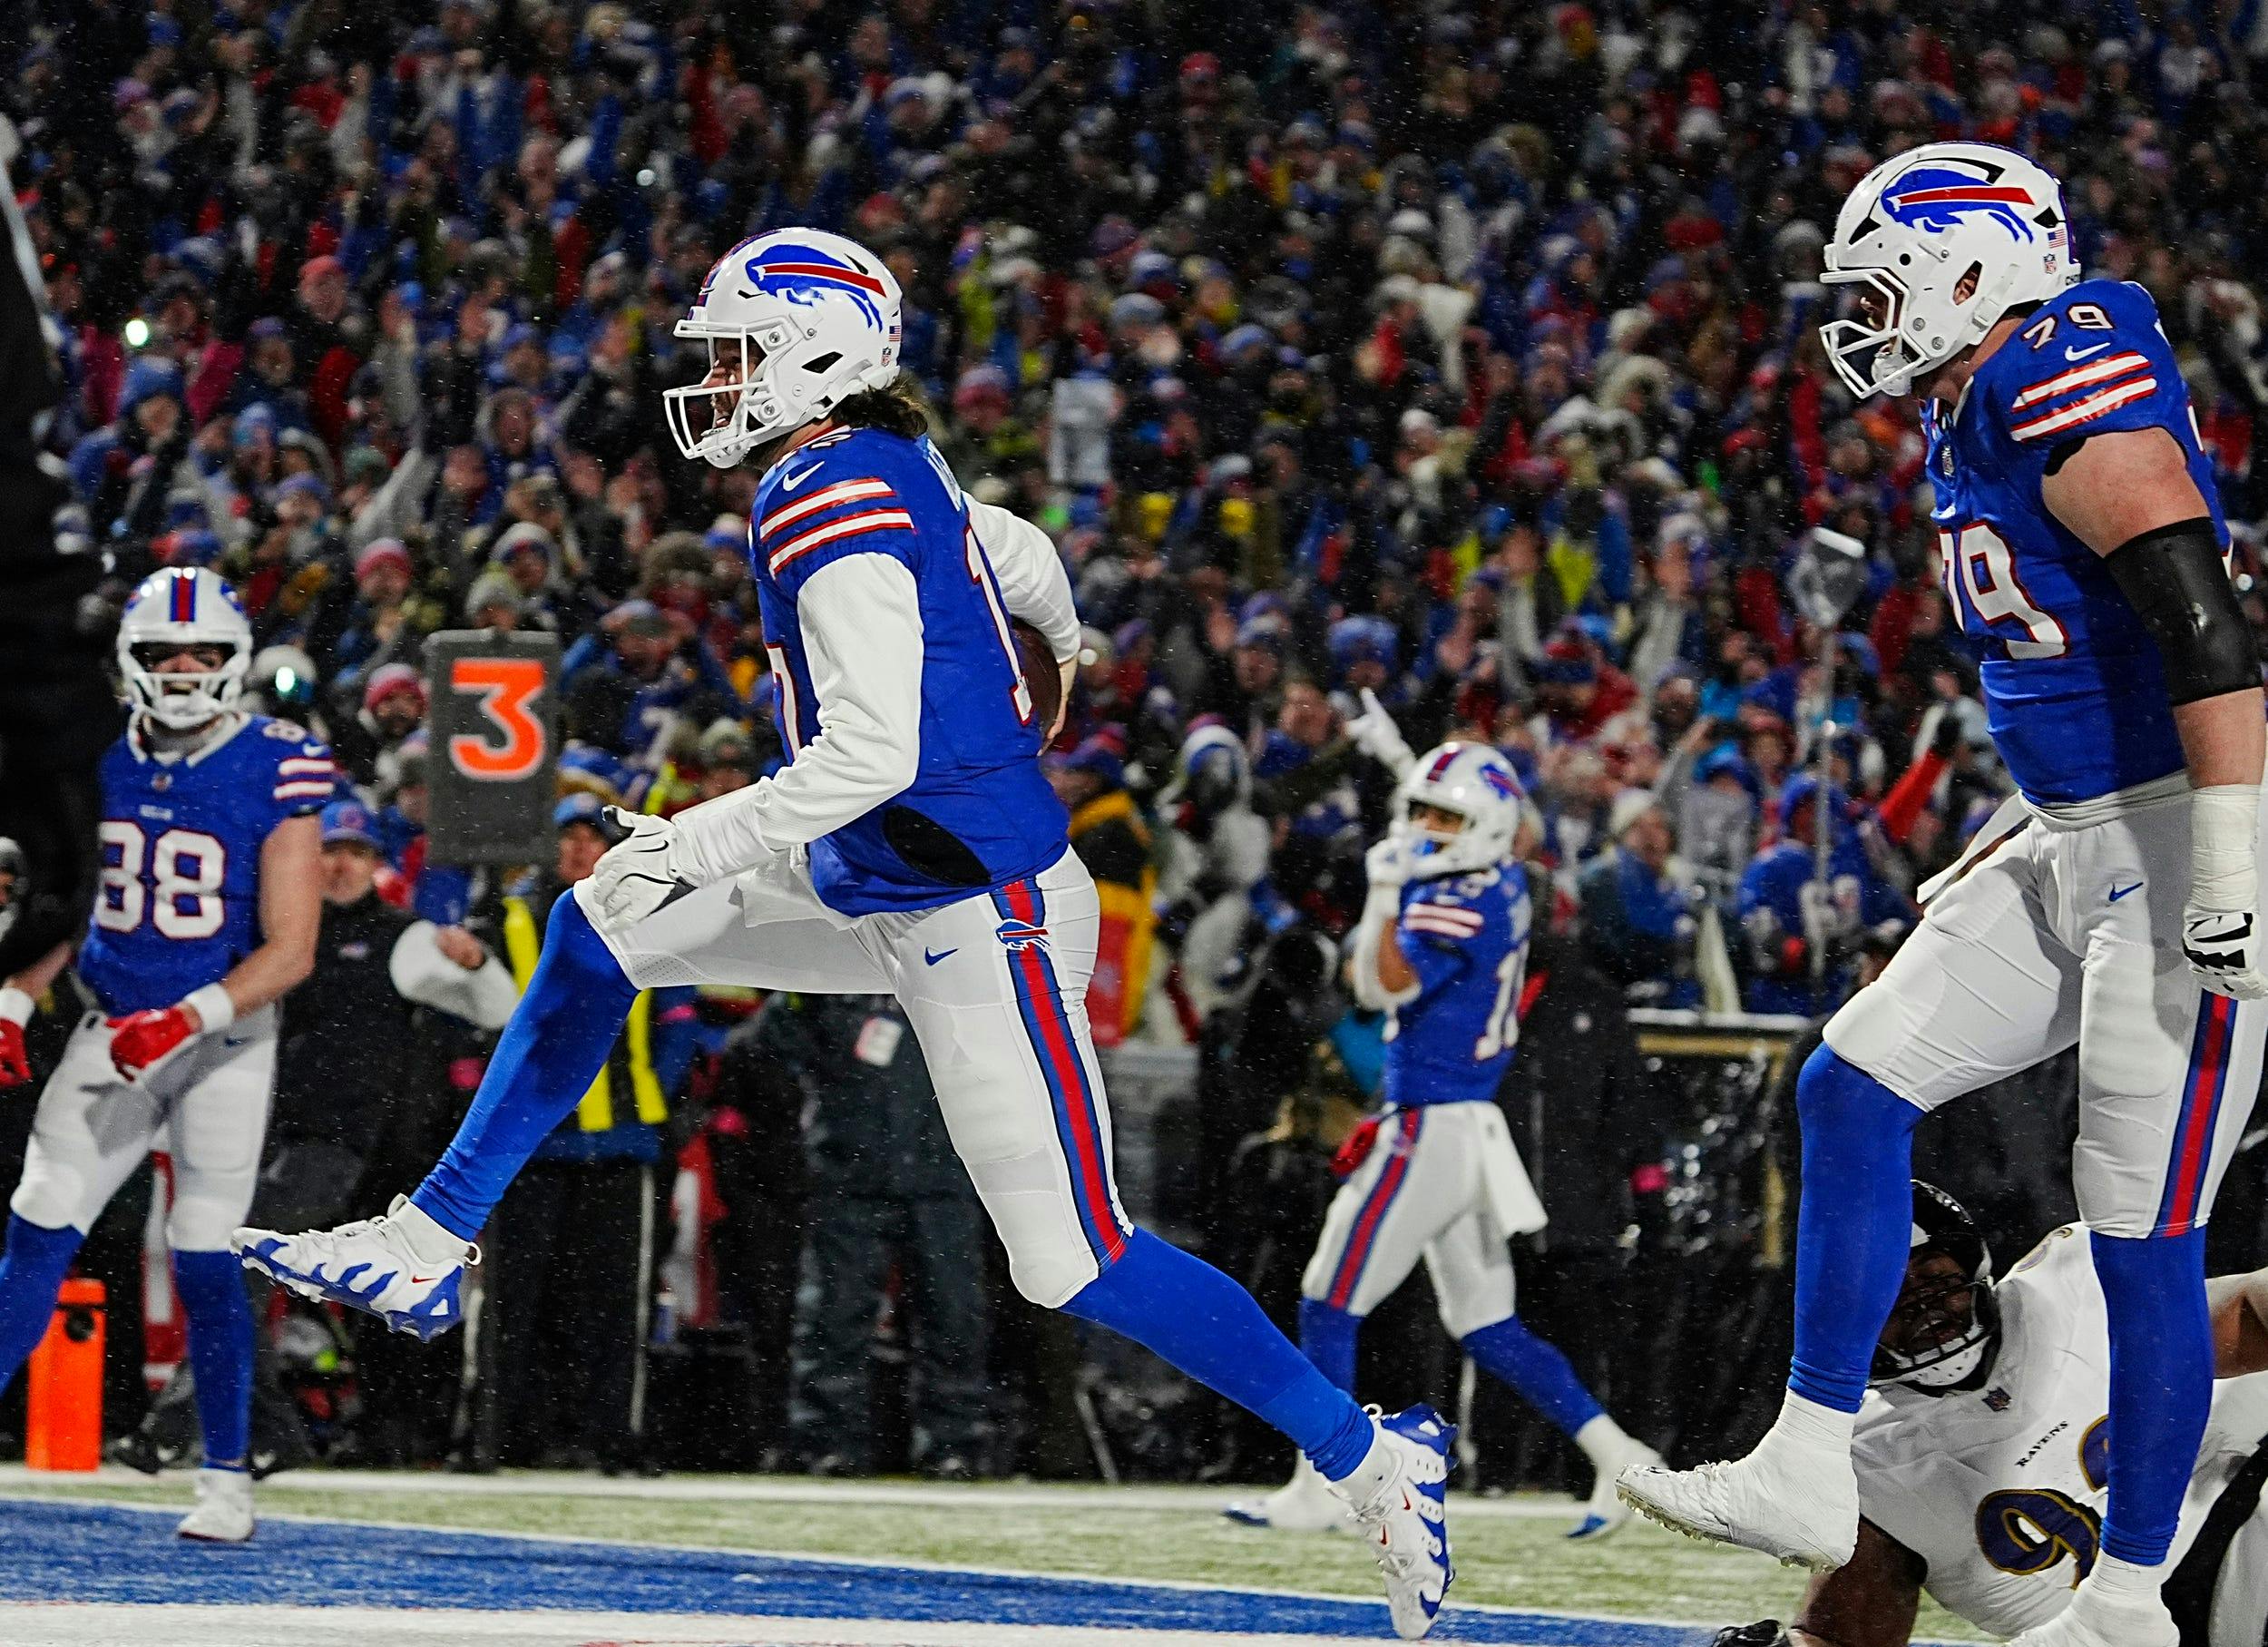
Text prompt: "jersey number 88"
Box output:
[[94, 820, 227, 941]]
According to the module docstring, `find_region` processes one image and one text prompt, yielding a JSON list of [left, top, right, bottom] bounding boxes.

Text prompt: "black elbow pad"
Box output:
[[2102, 518, 2258, 705]]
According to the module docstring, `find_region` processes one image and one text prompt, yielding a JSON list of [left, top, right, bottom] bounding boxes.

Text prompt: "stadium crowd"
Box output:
[[9, 0, 2268, 1477]]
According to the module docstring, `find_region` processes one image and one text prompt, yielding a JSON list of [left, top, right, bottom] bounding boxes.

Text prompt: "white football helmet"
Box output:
[[1819, 142, 2078, 398], [1394, 741, 1524, 878], [662, 229, 904, 468], [117, 566, 253, 730]]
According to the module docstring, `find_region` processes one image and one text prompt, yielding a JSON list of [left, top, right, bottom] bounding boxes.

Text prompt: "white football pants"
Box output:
[[581, 846, 1131, 1308], [1825, 788, 2267, 1238], [1299, 1099, 1548, 1337], [12, 1007, 278, 1250]]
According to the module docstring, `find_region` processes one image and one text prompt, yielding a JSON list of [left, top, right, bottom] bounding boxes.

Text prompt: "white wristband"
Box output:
[[669, 784, 774, 887], [2189, 784, 2260, 912], [182, 983, 236, 1034], [0, 987, 33, 1028]]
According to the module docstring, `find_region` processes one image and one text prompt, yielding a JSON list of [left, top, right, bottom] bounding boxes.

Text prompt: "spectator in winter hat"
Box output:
[[492, 521, 558, 593], [332, 538, 421, 687], [330, 662, 428, 789], [361, 664, 427, 734], [689, 719, 760, 805], [464, 571, 526, 632]]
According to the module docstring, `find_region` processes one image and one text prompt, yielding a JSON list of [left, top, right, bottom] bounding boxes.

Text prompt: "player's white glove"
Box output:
[[1364, 829, 1415, 893], [1347, 688, 1417, 778], [2184, 784, 2268, 1000], [2181, 790, 2268, 996], [583, 807, 700, 938]]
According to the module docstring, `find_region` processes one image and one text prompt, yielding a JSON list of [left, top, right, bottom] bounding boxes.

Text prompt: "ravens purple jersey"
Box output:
[[1924, 278, 2230, 805], [750, 426, 1068, 915], [77, 716, 337, 1015], [1383, 863, 1532, 1108]]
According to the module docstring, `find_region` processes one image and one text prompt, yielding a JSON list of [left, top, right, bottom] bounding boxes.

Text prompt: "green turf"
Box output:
[[0, 1474, 1989, 1640]]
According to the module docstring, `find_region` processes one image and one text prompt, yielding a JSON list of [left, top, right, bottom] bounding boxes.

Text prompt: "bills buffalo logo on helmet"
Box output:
[[1878, 160, 2038, 241]]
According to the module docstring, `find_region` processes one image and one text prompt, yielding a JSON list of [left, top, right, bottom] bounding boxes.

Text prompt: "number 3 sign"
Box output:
[[424, 630, 562, 866]]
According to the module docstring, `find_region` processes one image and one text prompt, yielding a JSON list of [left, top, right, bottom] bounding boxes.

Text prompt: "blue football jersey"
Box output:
[[1926, 278, 2229, 805], [77, 715, 337, 1015], [1382, 863, 1532, 1108], [749, 426, 1069, 915]]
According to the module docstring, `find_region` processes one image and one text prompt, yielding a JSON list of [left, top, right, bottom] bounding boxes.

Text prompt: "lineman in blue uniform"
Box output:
[[0, 566, 329, 1543], [237, 230, 1455, 1638], [1622, 143, 2268, 1647], [1226, 741, 1658, 1539]]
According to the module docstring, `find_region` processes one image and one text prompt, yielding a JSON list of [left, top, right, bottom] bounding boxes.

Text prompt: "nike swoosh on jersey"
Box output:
[[924, 946, 958, 966], [2108, 882, 2143, 901], [2064, 341, 2113, 361], [778, 464, 820, 491]]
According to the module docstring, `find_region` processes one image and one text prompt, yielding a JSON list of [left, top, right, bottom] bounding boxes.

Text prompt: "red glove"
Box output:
[[0, 1022, 29, 1089], [106, 1005, 200, 1083]]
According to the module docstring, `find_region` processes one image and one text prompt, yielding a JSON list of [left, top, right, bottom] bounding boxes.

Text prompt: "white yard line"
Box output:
[[0, 1463, 1587, 1519], [0, 1605, 1464, 1647], [0, 1490, 1979, 1647]]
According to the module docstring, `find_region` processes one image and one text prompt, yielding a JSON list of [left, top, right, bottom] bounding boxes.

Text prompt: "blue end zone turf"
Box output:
[[0, 1498, 1709, 1643]]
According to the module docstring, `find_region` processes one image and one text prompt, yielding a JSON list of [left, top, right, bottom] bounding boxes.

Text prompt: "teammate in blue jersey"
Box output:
[[1620, 143, 2268, 1647], [1226, 741, 1659, 1539], [236, 230, 1454, 1638], [0, 566, 329, 1543]]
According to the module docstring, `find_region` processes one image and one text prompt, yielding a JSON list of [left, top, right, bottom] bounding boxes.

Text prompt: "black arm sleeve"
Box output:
[[2102, 517, 2259, 705]]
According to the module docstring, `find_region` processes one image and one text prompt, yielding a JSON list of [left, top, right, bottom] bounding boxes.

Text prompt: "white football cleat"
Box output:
[[1223, 1455, 1354, 1533], [1615, 1443, 1859, 1571], [1569, 1439, 1662, 1540], [1330, 1406, 1454, 1641], [176, 1466, 253, 1543], [2005, 1586, 2178, 1647], [233, 1196, 473, 1341]]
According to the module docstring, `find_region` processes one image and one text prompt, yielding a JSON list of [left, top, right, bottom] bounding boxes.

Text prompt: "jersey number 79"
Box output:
[[1938, 524, 2069, 659]]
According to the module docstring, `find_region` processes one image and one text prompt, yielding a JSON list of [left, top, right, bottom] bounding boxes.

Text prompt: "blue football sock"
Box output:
[[172, 1249, 252, 1468], [412, 891, 637, 1240], [1064, 1229, 1374, 1479], [2092, 1228, 2210, 1565], [1463, 1314, 1606, 1437], [0, 1215, 83, 1393], [1297, 1297, 1360, 1394], [1788, 1045, 1923, 1414]]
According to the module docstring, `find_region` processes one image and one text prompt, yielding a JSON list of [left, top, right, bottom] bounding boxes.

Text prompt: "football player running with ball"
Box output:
[[237, 230, 1454, 1639], [1619, 142, 2268, 1647], [0, 568, 330, 1542], [1227, 743, 1658, 1538]]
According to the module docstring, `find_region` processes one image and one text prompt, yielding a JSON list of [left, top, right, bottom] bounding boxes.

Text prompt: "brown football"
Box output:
[[1012, 618, 1063, 732]]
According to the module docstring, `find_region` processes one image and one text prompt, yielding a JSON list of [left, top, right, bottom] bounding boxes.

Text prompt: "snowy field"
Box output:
[[0, 1468, 1983, 1647]]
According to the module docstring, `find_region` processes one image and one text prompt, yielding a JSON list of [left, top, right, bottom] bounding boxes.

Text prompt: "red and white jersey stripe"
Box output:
[[766, 508, 916, 577], [2009, 373, 2159, 443], [1403, 902, 1485, 941], [2009, 352, 2151, 412], [758, 477, 897, 539]]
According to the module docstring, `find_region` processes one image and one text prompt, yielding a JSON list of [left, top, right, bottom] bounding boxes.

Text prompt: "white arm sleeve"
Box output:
[[967, 497, 1080, 662], [670, 554, 925, 882], [1345, 893, 1418, 1011]]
